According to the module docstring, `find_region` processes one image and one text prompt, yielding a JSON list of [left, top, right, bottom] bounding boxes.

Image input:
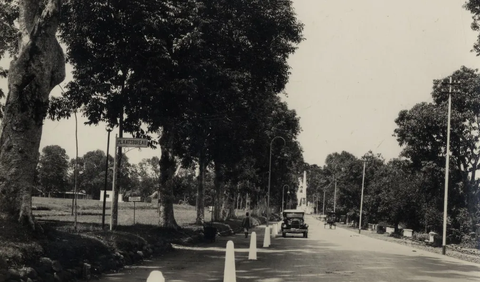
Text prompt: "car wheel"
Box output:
[[282, 232, 286, 238]]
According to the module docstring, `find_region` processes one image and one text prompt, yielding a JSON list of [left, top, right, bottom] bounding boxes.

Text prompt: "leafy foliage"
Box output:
[[69, 150, 114, 199], [134, 157, 160, 200], [38, 145, 70, 195], [53, 0, 304, 223], [465, 0, 480, 55], [0, 0, 18, 113], [394, 66, 480, 234]]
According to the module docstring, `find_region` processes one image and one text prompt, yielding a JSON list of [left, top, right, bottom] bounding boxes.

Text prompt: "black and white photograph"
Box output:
[[0, 0, 480, 281]]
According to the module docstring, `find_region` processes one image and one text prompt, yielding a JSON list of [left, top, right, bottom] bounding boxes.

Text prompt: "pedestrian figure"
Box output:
[[242, 212, 252, 238]]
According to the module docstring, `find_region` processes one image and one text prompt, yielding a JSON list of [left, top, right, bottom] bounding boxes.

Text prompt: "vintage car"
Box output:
[[281, 209, 309, 238]]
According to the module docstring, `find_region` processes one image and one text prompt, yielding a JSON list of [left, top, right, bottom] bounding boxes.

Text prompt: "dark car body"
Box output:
[[281, 209, 309, 238]]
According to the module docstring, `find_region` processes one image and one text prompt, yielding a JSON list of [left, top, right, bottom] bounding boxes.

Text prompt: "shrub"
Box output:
[[448, 228, 463, 244], [413, 232, 429, 242], [460, 233, 478, 249]]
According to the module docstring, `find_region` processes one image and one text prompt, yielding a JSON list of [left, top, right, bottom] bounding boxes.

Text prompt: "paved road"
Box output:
[[100, 216, 480, 281]]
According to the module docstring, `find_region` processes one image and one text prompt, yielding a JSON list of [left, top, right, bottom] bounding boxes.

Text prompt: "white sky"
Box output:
[[1, 0, 480, 166]]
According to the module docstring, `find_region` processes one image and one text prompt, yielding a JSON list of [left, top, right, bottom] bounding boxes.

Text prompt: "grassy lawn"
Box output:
[[1, 197, 252, 278], [32, 197, 205, 227], [0, 197, 216, 271]]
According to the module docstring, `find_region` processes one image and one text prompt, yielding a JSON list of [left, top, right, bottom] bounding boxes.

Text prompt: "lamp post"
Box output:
[[267, 136, 286, 226], [282, 184, 288, 212], [359, 159, 367, 234], [102, 127, 112, 230], [442, 76, 456, 255], [320, 180, 333, 215], [287, 190, 290, 209]]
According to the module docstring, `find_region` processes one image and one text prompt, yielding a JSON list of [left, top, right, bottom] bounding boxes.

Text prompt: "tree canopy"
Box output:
[[394, 66, 480, 234], [38, 145, 69, 195], [53, 0, 304, 225]]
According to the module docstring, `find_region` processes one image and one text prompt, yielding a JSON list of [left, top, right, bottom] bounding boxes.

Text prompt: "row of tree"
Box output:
[[36, 145, 198, 204], [307, 67, 480, 244], [0, 0, 306, 230], [36, 143, 298, 217]]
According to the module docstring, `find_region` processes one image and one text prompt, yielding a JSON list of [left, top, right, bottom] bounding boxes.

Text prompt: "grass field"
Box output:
[[1, 197, 239, 273], [32, 197, 207, 227]]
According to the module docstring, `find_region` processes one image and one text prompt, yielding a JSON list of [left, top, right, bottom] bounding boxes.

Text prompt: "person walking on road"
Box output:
[[242, 212, 252, 238]]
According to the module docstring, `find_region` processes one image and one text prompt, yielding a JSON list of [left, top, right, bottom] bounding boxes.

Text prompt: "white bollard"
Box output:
[[223, 240, 236, 282], [263, 226, 270, 247], [271, 223, 277, 238], [147, 270, 165, 282], [266, 227, 271, 246], [248, 232, 257, 260]]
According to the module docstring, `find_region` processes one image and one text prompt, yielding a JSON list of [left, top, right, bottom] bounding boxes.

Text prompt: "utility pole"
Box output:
[[102, 128, 111, 230], [442, 76, 454, 255], [73, 111, 79, 232], [359, 160, 367, 234], [334, 175, 337, 213], [110, 108, 124, 230]]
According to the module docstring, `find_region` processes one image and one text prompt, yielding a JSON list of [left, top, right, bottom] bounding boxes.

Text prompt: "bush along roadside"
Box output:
[[0, 222, 206, 282], [0, 217, 258, 282]]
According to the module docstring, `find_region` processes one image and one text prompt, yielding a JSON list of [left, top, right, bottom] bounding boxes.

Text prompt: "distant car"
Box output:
[[324, 211, 336, 229], [281, 209, 309, 238]]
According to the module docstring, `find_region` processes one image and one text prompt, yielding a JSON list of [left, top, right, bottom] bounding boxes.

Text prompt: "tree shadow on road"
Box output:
[[100, 224, 480, 282]]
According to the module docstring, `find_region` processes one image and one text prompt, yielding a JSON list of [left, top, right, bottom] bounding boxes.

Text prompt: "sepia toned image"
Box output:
[[0, 0, 480, 281]]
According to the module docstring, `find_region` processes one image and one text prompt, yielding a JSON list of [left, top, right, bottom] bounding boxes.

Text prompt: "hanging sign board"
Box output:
[[117, 138, 149, 147]]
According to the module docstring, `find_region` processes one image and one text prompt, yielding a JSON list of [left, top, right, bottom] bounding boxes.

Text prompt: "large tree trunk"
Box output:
[[195, 150, 206, 224], [213, 161, 225, 221], [225, 193, 235, 220], [157, 133, 178, 229], [0, 0, 65, 228]]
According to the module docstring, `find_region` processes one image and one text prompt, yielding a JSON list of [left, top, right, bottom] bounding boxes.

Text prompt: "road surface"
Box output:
[[100, 216, 480, 281]]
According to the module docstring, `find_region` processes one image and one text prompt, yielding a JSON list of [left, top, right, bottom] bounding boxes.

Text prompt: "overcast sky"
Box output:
[[1, 0, 480, 167]]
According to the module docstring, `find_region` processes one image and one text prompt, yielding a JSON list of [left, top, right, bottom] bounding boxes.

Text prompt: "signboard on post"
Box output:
[[129, 196, 142, 202], [110, 136, 150, 230], [129, 196, 142, 225], [117, 138, 149, 147]]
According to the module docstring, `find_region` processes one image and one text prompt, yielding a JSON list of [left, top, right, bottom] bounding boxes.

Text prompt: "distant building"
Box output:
[[99, 190, 124, 202], [296, 171, 314, 214]]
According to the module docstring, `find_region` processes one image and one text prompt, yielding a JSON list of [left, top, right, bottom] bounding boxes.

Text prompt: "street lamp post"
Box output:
[[359, 159, 367, 234], [282, 184, 288, 212], [286, 191, 289, 209], [267, 136, 286, 226], [102, 127, 112, 230], [442, 76, 455, 255]]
